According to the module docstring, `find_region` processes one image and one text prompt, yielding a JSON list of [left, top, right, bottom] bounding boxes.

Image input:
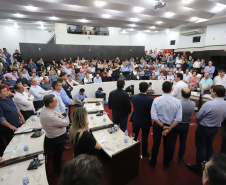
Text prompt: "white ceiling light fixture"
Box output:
[[8, 19, 14, 22], [50, 16, 58, 20], [95, 1, 105, 7], [190, 17, 198, 21], [150, 26, 156, 29], [128, 28, 134, 31], [154, 31, 159, 33], [196, 18, 208, 23], [80, 18, 89, 23], [156, 21, 163, 24], [131, 17, 140, 22], [40, 24, 44, 30], [133, 6, 144, 13], [182, 0, 193, 4], [122, 30, 127, 34], [26, 5, 37, 11], [212, 3, 226, 12], [166, 29, 169, 33], [130, 23, 136, 27], [165, 12, 175, 17], [144, 30, 151, 33], [14, 13, 24, 18], [102, 14, 111, 18]]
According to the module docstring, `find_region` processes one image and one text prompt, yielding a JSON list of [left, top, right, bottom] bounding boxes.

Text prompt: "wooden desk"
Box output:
[[190, 92, 212, 110], [0, 159, 48, 185], [84, 98, 103, 103], [84, 103, 105, 113]]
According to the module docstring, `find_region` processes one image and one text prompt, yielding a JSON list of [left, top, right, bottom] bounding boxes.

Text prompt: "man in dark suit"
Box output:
[[133, 71, 142, 80], [108, 80, 131, 132], [60, 72, 73, 99], [130, 82, 154, 158]]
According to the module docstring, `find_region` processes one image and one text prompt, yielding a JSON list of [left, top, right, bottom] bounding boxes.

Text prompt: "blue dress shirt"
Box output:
[[195, 98, 226, 127], [60, 88, 72, 106], [52, 90, 66, 114], [151, 93, 182, 124], [75, 92, 87, 104]]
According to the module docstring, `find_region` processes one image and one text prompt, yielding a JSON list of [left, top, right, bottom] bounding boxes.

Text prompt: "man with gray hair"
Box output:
[[172, 87, 195, 164], [29, 78, 46, 110]]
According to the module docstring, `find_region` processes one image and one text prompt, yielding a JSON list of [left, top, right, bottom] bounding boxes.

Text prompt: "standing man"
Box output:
[[75, 88, 87, 107], [199, 72, 213, 94], [3, 48, 11, 65], [204, 61, 215, 79], [131, 82, 154, 159], [41, 94, 69, 175], [172, 73, 188, 99], [149, 81, 182, 168], [187, 85, 226, 173], [60, 72, 73, 99], [14, 84, 35, 120], [108, 80, 131, 132], [172, 88, 195, 164], [29, 78, 46, 110], [0, 84, 25, 155]]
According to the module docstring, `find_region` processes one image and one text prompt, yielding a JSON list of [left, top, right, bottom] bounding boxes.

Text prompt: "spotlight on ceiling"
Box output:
[[95, 1, 105, 7]]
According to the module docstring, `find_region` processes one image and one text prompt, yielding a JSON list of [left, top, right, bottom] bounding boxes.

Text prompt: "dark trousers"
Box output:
[[33, 100, 44, 111], [0, 128, 14, 156], [172, 123, 189, 161], [195, 125, 219, 168], [44, 134, 65, 173], [20, 110, 34, 121], [132, 123, 150, 157], [151, 122, 176, 166], [113, 115, 128, 132], [221, 136, 226, 154]]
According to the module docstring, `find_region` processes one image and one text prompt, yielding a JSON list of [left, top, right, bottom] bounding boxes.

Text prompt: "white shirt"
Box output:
[[213, 75, 226, 88], [94, 77, 102, 83], [14, 91, 35, 111], [193, 61, 201, 68], [183, 73, 191, 82], [29, 85, 46, 101], [172, 80, 188, 100], [158, 76, 166, 80], [176, 59, 182, 68]]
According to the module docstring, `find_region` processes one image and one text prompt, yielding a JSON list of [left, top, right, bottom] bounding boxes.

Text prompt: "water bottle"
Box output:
[[24, 145, 29, 151], [37, 112, 40, 117], [91, 115, 93, 120], [124, 130, 128, 143], [22, 176, 29, 185], [103, 117, 106, 122], [31, 117, 35, 122], [125, 130, 128, 136]]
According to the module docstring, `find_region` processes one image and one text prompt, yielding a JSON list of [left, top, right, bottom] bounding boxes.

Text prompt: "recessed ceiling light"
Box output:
[[156, 21, 163, 24], [190, 17, 198, 21], [165, 12, 175, 17], [154, 31, 159, 33], [182, 0, 193, 4], [50, 16, 58, 20], [196, 18, 208, 23], [95, 1, 105, 7], [102, 14, 111, 18], [131, 17, 140, 22], [212, 3, 226, 12], [14, 13, 24, 18], [166, 29, 170, 33], [133, 7, 144, 13], [80, 19, 88, 23], [130, 23, 136, 27], [122, 30, 127, 34], [8, 19, 14, 22], [128, 28, 134, 31], [26, 5, 37, 11], [150, 26, 156, 29], [144, 30, 151, 33]]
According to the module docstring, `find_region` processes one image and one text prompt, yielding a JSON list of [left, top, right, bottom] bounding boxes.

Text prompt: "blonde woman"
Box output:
[[69, 107, 101, 157]]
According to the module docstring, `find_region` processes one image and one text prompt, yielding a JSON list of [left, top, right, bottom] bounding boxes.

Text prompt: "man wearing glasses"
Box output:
[[202, 153, 226, 185], [187, 85, 226, 173]]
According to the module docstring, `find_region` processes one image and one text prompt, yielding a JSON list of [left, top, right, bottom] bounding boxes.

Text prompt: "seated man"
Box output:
[[17, 73, 29, 87], [199, 72, 213, 94], [94, 74, 102, 83], [75, 88, 87, 107], [59, 154, 102, 185], [14, 84, 35, 120], [41, 94, 69, 175], [2, 75, 16, 92], [0, 84, 25, 155], [95, 87, 106, 103], [147, 82, 155, 95], [42, 77, 52, 91], [125, 85, 134, 97]]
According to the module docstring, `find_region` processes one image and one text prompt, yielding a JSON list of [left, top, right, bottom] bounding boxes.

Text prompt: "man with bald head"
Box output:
[[172, 87, 195, 164]]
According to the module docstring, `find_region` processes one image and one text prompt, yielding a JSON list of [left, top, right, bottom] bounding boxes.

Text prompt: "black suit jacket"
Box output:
[[133, 75, 142, 80], [130, 93, 154, 127], [108, 89, 131, 118], [63, 81, 73, 99]]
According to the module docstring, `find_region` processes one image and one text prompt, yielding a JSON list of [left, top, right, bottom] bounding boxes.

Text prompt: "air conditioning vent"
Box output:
[[180, 28, 204, 36]]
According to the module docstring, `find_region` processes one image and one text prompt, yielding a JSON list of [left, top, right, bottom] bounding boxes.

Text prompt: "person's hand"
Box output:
[[0, 157, 4, 163], [71, 101, 73, 105], [27, 99, 31, 101], [162, 126, 169, 130], [58, 114, 63, 118], [21, 116, 26, 124], [28, 94, 31, 97], [9, 125, 18, 132], [162, 128, 171, 136], [38, 92, 42, 94]]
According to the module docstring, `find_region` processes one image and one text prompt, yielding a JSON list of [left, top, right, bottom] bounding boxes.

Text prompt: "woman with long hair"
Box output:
[[69, 107, 101, 157]]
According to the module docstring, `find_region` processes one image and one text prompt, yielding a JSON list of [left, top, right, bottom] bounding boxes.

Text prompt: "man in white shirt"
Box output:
[[213, 69, 226, 88], [29, 78, 46, 110], [176, 57, 183, 70], [94, 74, 102, 83], [172, 73, 188, 100], [21, 69, 30, 80], [158, 72, 166, 80], [14, 84, 35, 120], [183, 69, 191, 83], [65, 65, 72, 75], [31, 72, 41, 85], [193, 59, 201, 73], [167, 72, 175, 82]]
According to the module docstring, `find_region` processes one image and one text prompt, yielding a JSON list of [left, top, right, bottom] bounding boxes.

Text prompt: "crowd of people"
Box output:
[[0, 48, 226, 185]]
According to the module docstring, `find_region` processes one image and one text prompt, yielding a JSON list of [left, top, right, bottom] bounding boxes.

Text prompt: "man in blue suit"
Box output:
[[130, 82, 154, 159]]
